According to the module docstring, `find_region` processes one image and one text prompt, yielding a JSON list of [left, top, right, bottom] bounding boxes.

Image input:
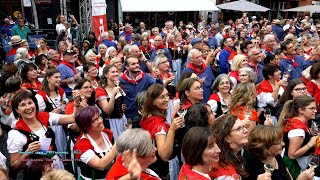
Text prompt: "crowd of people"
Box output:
[[0, 11, 320, 180]]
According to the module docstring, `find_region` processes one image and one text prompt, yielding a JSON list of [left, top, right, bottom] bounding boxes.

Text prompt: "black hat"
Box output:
[[63, 49, 77, 56]]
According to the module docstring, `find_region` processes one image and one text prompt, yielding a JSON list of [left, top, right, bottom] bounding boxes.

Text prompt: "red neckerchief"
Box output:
[[21, 81, 42, 91], [104, 58, 111, 65], [108, 37, 114, 41], [248, 61, 259, 75], [60, 59, 76, 74], [265, 46, 274, 53], [154, 44, 166, 52], [178, 163, 211, 180], [159, 72, 171, 80], [51, 60, 59, 67], [283, 54, 298, 67], [7, 48, 17, 57], [283, 118, 309, 133], [305, 48, 312, 55], [257, 80, 286, 94], [121, 70, 145, 85], [224, 46, 234, 54], [187, 62, 206, 75], [124, 30, 133, 37], [139, 45, 152, 53], [209, 93, 221, 102], [229, 71, 239, 82], [181, 101, 193, 110], [15, 112, 50, 132]]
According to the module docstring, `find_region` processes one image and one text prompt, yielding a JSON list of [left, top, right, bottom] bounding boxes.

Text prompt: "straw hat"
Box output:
[[273, 19, 281, 25], [8, 35, 26, 46]]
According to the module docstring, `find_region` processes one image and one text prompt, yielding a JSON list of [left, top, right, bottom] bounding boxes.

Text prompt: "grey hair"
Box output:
[[154, 54, 168, 67], [14, 47, 28, 61], [84, 51, 96, 62], [106, 46, 116, 58], [101, 31, 108, 40], [123, 44, 131, 54], [187, 49, 200, 62], [152, 27, 159, 32], [263, 34, 275, 43], [128, 45, 139, 54], [135, 91, 147, 110], [116, 128, 153, 157], [239, 67, 256, 83], [211, 74, 232, 93]]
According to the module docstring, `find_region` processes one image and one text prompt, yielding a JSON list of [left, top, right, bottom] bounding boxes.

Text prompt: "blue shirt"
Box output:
[[1, 24, 14, 36], [219, 48, 231, 74], [280, 55, 308, 80], [120, 73, 162, 118], [56, 63, 76, 94], [101, 39, 118, 50]]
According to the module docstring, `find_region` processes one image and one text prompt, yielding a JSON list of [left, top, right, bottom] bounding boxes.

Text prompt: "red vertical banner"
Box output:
[[92, 0, 107, 45]]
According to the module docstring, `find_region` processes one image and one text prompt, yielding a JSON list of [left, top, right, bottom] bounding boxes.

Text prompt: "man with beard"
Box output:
[[247, 48, 264, 84], [182, 49, 215, 102], [120, 55, 162, 119]]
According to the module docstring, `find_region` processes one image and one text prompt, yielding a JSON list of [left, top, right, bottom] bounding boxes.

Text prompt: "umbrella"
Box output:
[[217, 0, 270, 12], [120, 0, 219, 12], [282, 4, 320, 12]]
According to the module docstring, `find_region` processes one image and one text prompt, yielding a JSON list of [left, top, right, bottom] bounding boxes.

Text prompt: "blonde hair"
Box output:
[[231, 54, 247, 71], [97, 44, 107, 58], [229, 82, 256, 112], [110, 57, 121, 65], [40, 169, 75, 180]]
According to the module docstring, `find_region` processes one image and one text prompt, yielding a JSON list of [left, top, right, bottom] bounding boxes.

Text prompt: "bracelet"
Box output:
[[306, 144, 311, 148], [74, 104, 80, 107]]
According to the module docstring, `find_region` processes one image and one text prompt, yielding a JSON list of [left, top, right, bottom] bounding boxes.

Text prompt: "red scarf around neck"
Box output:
[[283, 118, 309, 133], [139, 45, 152, 53], [60, 59, 76, 74], [283, 54, 298, 67], [154, 44, 166, 52], [187, 62, 207, 75], [121, 70, 145, 85]]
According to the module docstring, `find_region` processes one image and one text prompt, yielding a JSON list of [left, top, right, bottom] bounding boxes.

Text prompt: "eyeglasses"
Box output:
[[158, 60, 169, 65], [158, 93, 169, 100], [91, 115, 103, 124], [293, 87, 307, 92], [192, 86, 203, 92], [272, 140, 283, 145], [239, 74, 248, 77], [305, 107, 317, 111], [231, 123, 250, 133], [219, 81, 231, 86]]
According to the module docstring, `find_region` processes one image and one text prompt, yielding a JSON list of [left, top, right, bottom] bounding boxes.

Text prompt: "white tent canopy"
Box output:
[[282, 4, 320, 12], [120, 0, 220, 12], [217, 0, 270, 12]]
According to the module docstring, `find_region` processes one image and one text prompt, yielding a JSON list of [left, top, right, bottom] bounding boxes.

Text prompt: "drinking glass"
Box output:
[[244, 110, 252, 119], [124, 118, 133, 130], [264, 108, 271, 119], [308, 154, 319, 169], [264, 164, 275, 173], [231, 174, 242, 180], [67, 78, 75, 89], [311, 121, 319, 136], [282, 72, 290, 82], [177, 103, 187, 128]]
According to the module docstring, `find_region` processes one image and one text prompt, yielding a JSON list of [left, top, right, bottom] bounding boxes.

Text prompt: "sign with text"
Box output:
[[92, 0, 107, 45]]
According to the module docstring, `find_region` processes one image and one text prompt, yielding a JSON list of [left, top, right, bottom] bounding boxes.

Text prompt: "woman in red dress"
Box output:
[[140, 84, 183, 179], [107, 128, 161, 180], [178, 127, 220, 180]]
